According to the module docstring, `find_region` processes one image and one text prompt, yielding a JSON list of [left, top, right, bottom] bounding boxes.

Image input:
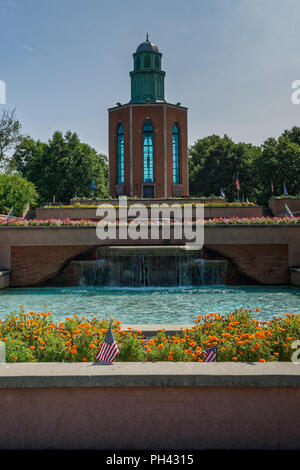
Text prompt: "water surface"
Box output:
[[0, 285, 299, 324]]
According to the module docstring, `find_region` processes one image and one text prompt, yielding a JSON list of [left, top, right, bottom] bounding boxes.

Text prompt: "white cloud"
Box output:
[[20, 43, 34, 52]]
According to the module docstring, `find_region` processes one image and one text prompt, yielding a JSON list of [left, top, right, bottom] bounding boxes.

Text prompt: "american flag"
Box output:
[[95, 325, 119, 364], [201, 345, 217, 362], [235, 175, 240, 191]]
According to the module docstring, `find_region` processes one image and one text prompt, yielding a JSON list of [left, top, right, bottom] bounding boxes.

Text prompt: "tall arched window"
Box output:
[[136, 56, 141, 70], [154, 55, 160, 69], [172, 122, 180, 184], [143, 119, 154, 183], [117, 123, 124, 184]]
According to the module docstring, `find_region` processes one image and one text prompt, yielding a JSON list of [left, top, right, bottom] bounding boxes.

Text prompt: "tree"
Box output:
[[189, 135, 260, 202], [0, 174, 38, 216], [0, 108, 22, 168], [254, 130, 300, 205], [11, 131, 108, 204]]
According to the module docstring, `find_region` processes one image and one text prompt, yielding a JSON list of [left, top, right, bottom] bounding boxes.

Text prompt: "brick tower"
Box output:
[[108, 35, 189, 198]]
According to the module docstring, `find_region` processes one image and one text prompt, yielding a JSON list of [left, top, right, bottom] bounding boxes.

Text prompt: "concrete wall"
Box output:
[[0, 362, 299, 450], [36, 204, 263, 220], [269, 197, 300, 216], [0, 225, 300, 286]]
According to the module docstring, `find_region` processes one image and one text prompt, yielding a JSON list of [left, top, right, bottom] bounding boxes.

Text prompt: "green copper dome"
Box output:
[[130, 35, 166, 103], [136, 37, 159, 53]]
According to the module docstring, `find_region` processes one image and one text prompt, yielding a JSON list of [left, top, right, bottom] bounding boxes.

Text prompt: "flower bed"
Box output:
[[0, 308, 299, 363], [0, 216, 300, 227]]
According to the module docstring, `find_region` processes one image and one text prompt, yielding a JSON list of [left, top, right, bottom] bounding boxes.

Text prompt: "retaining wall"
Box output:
[[269, 198, 300, 216], [0, 225, 299, 286], [0, 362, 299, 450], [35, 204, 263, 220]]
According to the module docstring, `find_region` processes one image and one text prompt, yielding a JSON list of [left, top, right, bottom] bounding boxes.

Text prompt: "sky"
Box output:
[[1, 0, 300, 155]]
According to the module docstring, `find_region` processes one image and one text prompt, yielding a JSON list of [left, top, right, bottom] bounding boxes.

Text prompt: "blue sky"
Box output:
[[1, 0, 300, 155]]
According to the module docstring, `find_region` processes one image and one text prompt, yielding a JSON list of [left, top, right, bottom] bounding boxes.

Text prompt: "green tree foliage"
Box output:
[[0, 174, 38, 216], [254, 127, 300, 205], [189, 134, 261, 202], [0, 108, 22, 167], [11, 131, 108, 204], [189, 127, 300, 205]]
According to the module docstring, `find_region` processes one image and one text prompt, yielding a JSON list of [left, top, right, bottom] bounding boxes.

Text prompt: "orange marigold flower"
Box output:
[[259, 359, 266, 362], [233, 356, 238, 361], [254, 343, 260, 349], [167, 355, 173, 361], [29, 345, 35, 350]]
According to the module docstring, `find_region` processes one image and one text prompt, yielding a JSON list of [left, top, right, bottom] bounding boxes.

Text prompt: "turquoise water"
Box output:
[[0, 285, 299, 324]]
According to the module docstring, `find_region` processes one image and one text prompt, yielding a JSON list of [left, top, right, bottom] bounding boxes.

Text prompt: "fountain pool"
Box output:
[[0, 285, 299, 324]]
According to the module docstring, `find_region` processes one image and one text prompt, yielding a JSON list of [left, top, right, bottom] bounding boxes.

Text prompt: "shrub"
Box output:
[[0, 174, 38, 216]]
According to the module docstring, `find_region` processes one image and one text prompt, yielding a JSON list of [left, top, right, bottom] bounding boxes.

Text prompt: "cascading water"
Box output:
[[71, 246, 228, 287]]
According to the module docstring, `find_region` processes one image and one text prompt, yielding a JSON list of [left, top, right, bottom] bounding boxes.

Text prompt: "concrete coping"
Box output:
[[0, 362, 299, 388]]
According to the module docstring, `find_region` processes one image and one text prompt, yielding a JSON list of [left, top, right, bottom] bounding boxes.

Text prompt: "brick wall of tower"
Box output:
[[108, 103, 188, 198]]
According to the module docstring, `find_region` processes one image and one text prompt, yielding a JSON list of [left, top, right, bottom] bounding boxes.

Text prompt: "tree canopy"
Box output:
[[189, 127, 300, 205], [11, 130, 108, 204], [0, 108, 22, 169]]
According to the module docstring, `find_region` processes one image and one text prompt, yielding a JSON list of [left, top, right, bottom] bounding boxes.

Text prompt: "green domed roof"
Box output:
[[136, 35, 159, 53]]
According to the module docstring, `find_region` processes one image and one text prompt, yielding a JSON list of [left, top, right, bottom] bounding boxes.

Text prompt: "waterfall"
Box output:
[[71, 246, 228, 287]]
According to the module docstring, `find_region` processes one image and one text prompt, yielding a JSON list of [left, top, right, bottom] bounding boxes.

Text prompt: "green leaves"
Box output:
[[11, 131, 108, 205], [0, 174, 38, 216]]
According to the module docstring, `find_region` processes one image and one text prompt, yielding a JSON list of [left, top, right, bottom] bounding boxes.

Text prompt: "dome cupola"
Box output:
[[130, 35, 166, 103]]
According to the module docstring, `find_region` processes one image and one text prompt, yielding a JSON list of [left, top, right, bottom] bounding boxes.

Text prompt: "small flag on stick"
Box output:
[[95, 321, 119, 365], [6, 207, 13, 219], [285, 204, 293, 217], [283, 183, 288, 197], [220, 188, 226, 199], [201, 345, 217, 362], [91, 175, 95, 199], [271, 180, 274, 194], [235, 175, 240, 191]]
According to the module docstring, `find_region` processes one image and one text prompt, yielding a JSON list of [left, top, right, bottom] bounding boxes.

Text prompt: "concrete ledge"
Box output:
[[0, 362, 299, 388]]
